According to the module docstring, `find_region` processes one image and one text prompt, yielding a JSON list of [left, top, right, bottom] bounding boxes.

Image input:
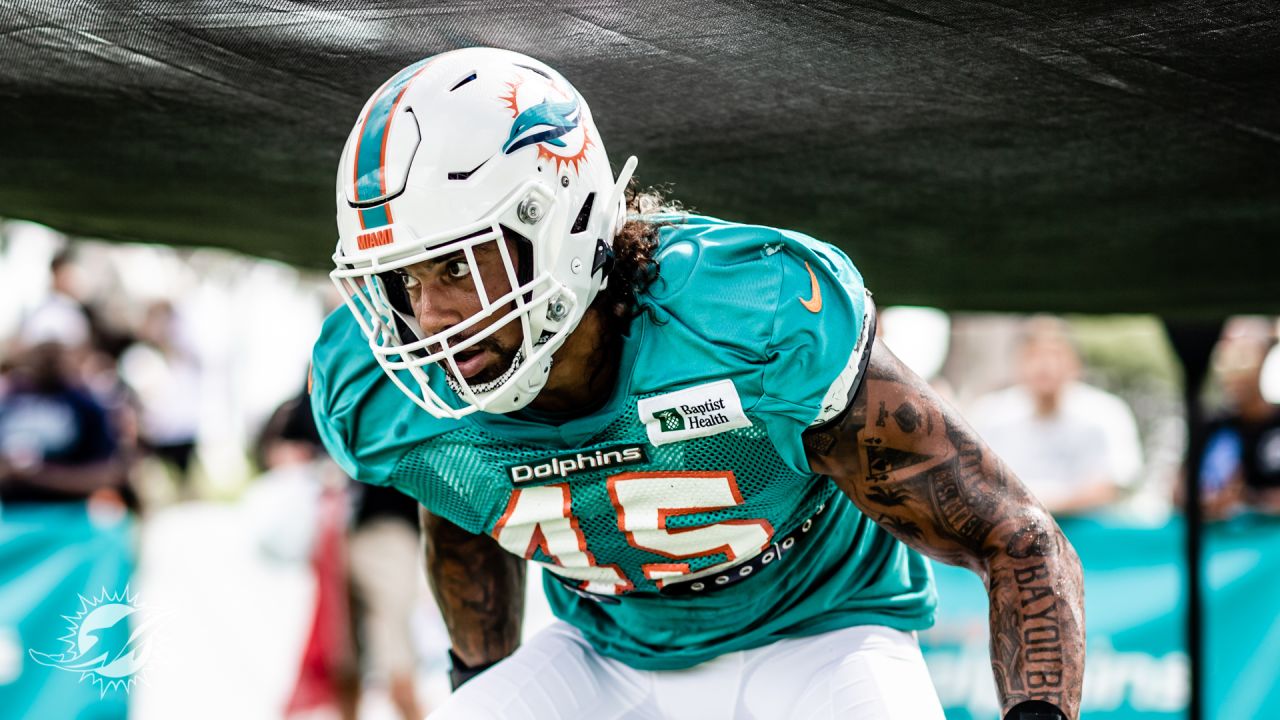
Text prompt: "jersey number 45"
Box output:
[[493, 471, 775, 595]]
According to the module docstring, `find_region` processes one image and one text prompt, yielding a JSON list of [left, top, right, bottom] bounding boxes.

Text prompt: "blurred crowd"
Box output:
[[2, 222, 1279, 718], [1189, 318, 1280, 517], [0, 225, 453, 719], [0, 250, 195, 511]]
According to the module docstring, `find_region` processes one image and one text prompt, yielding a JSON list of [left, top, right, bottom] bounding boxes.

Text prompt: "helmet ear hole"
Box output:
[[375, 271, 414, 316], [392, 315, 428, 358], [570, 192, 595, 235], [373, 272, 426, 353], [500, 225, 536, 299]]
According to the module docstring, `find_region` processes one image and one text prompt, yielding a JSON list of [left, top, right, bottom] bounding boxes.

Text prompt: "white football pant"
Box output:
[[430, 622, 946, 719]]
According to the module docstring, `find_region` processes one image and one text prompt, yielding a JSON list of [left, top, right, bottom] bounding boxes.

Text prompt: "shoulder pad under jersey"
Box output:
[[310, 307, 463, 486], [630, 214, 871, 473]]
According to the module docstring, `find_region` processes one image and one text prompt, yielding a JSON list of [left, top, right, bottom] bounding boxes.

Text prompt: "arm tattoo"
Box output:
[[805, 342, 1085, 718], [420, 508, 526, 667]]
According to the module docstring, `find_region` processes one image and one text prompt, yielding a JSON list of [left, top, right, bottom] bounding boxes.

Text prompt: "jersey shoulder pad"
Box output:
[[762, 224, 871, 423], [634, 215, 790, 373], [309, 307, 462, 486], [631, 215, 871, 473]]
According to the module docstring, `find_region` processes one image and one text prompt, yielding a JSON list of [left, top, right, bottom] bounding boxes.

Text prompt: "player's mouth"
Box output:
[[451, 346, 491, 380]]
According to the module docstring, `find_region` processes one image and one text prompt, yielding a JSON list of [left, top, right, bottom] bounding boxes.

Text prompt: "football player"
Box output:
[[311, 47, 1084, 720]]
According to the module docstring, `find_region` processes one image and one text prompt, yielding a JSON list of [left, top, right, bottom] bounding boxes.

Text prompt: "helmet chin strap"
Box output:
[[443, 346, 529, 397], [442, 344, 555, 413]]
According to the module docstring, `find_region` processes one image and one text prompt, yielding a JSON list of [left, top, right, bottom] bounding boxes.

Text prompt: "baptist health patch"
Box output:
[[636, 379, 752, 447]]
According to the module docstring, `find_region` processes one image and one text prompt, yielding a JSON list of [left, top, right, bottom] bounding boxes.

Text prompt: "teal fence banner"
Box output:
[[0, 502, 136, 720], [920, 515, 1280, 719]]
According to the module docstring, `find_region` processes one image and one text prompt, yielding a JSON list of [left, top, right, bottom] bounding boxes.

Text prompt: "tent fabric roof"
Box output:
[[2, 1, 1277, 314]]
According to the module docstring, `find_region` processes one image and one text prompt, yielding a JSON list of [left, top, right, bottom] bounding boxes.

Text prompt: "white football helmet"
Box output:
[[331, 48, 637, 419]]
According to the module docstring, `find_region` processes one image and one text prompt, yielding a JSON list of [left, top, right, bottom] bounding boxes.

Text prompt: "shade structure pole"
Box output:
[[1162, 319, 1224, 720]]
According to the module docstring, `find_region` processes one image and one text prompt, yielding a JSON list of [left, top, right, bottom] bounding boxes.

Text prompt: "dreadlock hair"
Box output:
[[591, 183, 683, 339]]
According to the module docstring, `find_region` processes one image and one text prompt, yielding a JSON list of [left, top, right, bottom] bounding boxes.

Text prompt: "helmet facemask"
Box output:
[[334, 183, 579, 418]]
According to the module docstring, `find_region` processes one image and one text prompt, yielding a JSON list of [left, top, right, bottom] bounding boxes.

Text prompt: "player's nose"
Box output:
[[413, 284, 467, 339]]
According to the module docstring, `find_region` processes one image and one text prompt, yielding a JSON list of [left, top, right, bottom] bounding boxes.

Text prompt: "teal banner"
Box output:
[[921, 515, 1280, 719], [0, 503, 136, 720]]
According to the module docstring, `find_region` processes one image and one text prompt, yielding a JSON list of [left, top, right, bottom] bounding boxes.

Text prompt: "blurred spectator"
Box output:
[[120, 300, 202, 495], [0, 340, 124, 505], [1194, 323, 1280, 517], [20, 249, 92, 358], [267, 389, 430, 720], [246, 393, 356, 719], [81, 348, 141, 469], [50, 248, 134, 356], [346, 479, 429, 720], [244, 396, 327, 565], [970, 316, 1143, 516]]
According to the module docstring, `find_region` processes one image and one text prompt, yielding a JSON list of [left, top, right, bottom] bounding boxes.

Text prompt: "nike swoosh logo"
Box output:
[[800, 261, 822, 313]]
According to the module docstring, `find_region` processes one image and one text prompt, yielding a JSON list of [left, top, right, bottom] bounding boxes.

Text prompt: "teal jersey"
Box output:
[[311, 214, 936, 670]]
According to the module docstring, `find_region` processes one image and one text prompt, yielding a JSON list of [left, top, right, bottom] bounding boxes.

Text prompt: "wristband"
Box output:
[[1004, 700, 1068, 720], [448, 649, 499, 690]]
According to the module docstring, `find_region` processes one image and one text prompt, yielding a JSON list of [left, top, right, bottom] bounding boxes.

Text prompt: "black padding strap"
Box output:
[[1004, 700, 1068, 720], [448, 649, 500, 690], [592, 237, 615, 277], [806, 295, 877, 434]]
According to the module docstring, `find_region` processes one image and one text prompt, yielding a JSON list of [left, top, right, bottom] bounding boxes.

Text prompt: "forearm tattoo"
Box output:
[[805, 344, 1085, 718], [420, 508, 526, 667]]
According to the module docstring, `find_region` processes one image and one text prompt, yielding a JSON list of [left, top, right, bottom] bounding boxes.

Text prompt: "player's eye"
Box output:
[[396, 269, 421, 290], [445, 259, 472, 279]]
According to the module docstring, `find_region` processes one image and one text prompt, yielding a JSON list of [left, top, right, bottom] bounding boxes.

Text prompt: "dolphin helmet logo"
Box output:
[[502, 97, 581, 155], [499, 74, 593, 174]]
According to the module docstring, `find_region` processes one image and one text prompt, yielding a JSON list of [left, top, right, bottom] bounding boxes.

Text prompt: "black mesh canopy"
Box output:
[[2, 0, 1277, 314]]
